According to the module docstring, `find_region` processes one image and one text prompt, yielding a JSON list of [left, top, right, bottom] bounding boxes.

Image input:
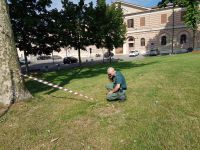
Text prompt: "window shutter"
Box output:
[[127, 19, 134, 28], [161, 14, 167, 24], [140, 17, 145, 26]]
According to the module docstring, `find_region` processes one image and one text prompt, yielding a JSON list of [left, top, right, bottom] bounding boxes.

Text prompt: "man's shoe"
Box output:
[[119, 99, 126, 102], [119, 95, 126, 102]]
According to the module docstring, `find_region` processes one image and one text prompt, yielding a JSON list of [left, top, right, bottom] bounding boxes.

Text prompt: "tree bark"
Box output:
[[0, 0, 31, 105], [108, 49, 112, 64], [78, 48, 82, 66], [24, 50, 30, 74]]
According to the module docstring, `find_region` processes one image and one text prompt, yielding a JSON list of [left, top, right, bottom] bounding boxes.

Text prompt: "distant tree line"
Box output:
[[8, 0, 126, 71]]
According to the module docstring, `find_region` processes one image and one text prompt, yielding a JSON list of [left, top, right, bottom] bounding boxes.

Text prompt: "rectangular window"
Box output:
[[141, 38, 145, 46], [161, 14, 167, 24], [127, 19, 134, 28], [129, 43, 134, 47], [140, 17, 145, 26], [181, 11, 186, 21]]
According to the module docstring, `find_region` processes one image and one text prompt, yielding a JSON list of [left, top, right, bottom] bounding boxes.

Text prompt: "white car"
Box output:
[[129, 50, 139, 57]]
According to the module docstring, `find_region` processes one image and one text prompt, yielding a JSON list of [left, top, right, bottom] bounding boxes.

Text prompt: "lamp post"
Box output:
[[171, 2, 175, 54]]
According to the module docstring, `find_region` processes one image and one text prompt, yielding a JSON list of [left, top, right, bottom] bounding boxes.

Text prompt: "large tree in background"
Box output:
[[94, 1, 126, 63], [61, 0, 95, 65], [34, 9, 64, 55], [94, 0, 107, 50], [34, 8, 66, 65], [158, 0, 200, 50], [8, 0, 63, 73], [0, 0, 31, 105]]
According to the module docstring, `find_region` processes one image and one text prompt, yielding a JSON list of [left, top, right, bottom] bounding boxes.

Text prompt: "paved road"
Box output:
[[114, 54, 144, 61], [21, 54, 144, 73]]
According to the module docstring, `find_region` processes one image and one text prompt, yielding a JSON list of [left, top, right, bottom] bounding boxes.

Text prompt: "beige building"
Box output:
[[115, 1, 200, 55]]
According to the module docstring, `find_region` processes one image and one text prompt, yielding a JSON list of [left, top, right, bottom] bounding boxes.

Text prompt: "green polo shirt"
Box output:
[[113, 71, 127, 91]]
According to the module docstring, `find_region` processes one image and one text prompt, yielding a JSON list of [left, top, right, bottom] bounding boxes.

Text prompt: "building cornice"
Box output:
[[127, 25, 188, 34], [124, 6, 183, 17], [115, 1, 150, 10]]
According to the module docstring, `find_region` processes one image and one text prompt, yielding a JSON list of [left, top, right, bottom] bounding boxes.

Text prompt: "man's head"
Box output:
[[107, 67, 116, 78]]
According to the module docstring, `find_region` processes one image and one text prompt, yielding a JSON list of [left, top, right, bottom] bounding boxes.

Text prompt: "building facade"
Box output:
[[115, 2, 200, 55]]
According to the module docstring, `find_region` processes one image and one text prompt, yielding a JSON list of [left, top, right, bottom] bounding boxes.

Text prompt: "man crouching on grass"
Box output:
[[105, 67, 127, 102]]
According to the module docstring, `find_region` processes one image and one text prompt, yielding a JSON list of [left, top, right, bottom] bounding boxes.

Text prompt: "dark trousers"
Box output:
[[105, 83, 126, 101]]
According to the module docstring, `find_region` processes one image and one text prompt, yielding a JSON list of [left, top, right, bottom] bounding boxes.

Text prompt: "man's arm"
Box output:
[[109, 84, 120, 94]]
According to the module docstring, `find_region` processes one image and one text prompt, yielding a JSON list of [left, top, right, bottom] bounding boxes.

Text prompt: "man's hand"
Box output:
[[112, 84, 120, 93], [107, 84, 120, 95], [108, 91, 113, 95]]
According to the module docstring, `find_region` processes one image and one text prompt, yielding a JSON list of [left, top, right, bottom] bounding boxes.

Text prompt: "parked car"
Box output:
[[63, 56, 78, 64], [149, 49, 159, 56], [129, 50, 139, 57], [37, 55, 52, 60], [187, 47, 193, 53], [19, 59, 30, 65], [104, 52, 114, 58]]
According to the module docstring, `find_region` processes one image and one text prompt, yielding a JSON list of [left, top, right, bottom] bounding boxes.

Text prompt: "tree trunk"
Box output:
[[108, 49, 112, 64], [24, 50, 30, 74], [78, 48, 82, 66], [52, 51, 54, 64], [0, 0, 31, 105], [102, 48, 104, 63]]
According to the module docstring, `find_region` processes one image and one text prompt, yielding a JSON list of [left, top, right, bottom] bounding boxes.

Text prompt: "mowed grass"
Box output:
[[0, 53, 200, 150]]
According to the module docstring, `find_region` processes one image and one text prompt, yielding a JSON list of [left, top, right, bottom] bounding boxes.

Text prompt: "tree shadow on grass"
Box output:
[[26, 61, 159, 97]]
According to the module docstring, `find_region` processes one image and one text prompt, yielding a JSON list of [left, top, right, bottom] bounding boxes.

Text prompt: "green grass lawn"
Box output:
[[0, 53, 200, 150]]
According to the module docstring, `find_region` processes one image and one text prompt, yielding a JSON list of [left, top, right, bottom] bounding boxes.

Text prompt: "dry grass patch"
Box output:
[[94, 103, 121, 117]]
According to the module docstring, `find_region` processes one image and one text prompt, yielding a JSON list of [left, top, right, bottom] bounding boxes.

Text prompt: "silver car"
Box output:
[[129, 50, 139, 57]]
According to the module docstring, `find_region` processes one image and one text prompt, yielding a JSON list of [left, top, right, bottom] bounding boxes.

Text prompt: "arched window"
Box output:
[[141, 38, 145, 46], [161, 36, 167, 45], [180, 34, 187, 44]]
